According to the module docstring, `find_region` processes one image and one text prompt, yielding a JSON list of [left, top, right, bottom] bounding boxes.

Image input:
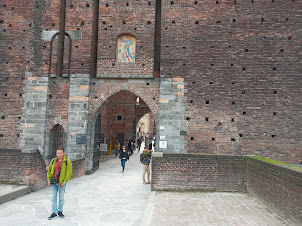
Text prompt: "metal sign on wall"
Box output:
[[159, 140, 167, 149], [100, 144, 108, 152], [76, 134, 86, 144]]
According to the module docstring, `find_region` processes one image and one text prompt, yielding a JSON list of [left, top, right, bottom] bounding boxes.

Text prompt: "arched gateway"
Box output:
[[86, 88, 158, 173]]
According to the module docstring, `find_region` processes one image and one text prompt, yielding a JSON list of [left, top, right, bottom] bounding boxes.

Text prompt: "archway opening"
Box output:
[[91, 90, 155, 170], [136, 112, 155, 152]]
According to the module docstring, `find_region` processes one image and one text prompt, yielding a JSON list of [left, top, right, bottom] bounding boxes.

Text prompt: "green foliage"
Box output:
[[251, 156, 302, 172]]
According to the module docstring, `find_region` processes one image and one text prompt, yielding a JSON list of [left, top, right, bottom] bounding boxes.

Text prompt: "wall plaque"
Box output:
[[76, 134, 86, 144]]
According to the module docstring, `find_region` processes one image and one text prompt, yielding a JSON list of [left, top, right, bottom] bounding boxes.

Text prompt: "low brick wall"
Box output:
[[151, 153, 247, 192], [0, 149, 47, 191], [246, 157, 302, 224], [70, 158, 86, 180], [0, 149, 86, 191], [0, 149, 23, 184]]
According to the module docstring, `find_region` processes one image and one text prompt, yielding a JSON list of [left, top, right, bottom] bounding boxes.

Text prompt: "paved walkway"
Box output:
[[149, 192, 294, 226], [0, 143, 295, 226], [0, 150, 150, 226]]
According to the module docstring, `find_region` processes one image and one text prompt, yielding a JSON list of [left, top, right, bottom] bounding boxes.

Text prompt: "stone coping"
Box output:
[[97, 74, 154, 79], [70, 157, 85, 163], [152, 152, 245, 159], [0, 184, 30, 204], [0, 149, 21, 153]]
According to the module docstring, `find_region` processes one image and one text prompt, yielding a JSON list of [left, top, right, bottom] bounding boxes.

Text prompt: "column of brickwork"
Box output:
[[20, 73, 49, 154], [66, 74, 90, 159]]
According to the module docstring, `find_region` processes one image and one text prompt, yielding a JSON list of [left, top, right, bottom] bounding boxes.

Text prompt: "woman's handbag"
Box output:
[[49, 158, 68, 184]]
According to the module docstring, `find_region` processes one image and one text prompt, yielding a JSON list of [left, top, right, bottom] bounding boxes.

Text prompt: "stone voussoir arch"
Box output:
[[90, 84, 159, 122]]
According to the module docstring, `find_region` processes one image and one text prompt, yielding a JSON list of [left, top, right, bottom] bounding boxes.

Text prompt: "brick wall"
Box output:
[[70, 158, 86, 180], [151, 153, 302, 224], [0, 149, 23, 184], [160, 0, 302, 163], [1, 0, 302, 166], [0, 149, 86, 191], [48, 77, 69, 124], [0, 0, 33, 149], [151, 153, 247, 192], [246, 157, 302, 225], [97, 0, 155, 76], [0, 149, 47, 191]]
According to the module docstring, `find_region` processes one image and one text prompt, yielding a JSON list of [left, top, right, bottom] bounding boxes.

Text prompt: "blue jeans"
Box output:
[[51, 183, 66, 214], [115, 149, 119, 157], [121, 159, 126, 170]]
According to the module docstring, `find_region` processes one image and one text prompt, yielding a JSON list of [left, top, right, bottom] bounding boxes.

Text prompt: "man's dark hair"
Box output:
[[57, 147, 64, 152]]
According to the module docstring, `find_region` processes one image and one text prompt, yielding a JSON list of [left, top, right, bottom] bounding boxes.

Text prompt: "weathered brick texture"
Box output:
[[0, 149, 47, 191], [0, 149, 86, 191], [161, 0, 302, 163], [97, 0, 155, 76], [246, 157, 302, 225], [1, 0, 302, 164], [151, 153, 247, 192], [70, 158, 86, 180]]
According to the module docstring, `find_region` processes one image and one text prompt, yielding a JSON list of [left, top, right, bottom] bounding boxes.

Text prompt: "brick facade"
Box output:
[[1, 0, 302, 178], [0, 149, 47, 191], [97, 0, 155, 76], [0, 149, 85, 191], [70, 158, 86, 180], [163, 0, 302, 163]]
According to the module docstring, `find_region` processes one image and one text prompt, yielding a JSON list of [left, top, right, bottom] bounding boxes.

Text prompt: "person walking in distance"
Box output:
[[128, 138, 133, 156], [140, 146, 152, 184], [148, 140, 153, 151], [137, 137, 142, 151], [114, 140, 121, 158], [47, 147, 73, 220], [119, 145, 129, 173]]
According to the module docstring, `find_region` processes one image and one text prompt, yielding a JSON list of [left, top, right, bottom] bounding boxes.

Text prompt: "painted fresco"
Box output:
[[117, 35, 136, 63]]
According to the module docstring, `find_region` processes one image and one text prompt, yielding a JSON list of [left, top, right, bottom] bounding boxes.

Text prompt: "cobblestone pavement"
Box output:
[[0, 149, 150, 226], [149, 192, 294, 226]]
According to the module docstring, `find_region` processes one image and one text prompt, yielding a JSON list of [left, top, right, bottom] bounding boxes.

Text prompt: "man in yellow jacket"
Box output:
[[47, 147, 73, 220]]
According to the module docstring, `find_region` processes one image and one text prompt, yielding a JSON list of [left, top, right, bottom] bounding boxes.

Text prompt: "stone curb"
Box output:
[[139, 191, 156, 226], [0, 185, 30, 205]]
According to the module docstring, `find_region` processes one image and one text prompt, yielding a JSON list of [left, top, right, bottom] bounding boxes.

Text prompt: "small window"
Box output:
[[117, 115, 123, 121]]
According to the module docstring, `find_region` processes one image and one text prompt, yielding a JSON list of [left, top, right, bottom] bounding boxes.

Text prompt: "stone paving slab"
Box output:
[[149, 192, 295, 226]]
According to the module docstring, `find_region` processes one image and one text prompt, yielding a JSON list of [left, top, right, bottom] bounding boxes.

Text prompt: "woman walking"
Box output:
[[119, 145, 129, 173]]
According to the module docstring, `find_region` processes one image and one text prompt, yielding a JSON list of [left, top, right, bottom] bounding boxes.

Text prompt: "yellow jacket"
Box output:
[[47, 156, 73, 184]]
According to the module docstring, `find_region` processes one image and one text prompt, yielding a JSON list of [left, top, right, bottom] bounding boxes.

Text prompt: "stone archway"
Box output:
[[90, 84, 159, 122], [85, 88, 158, 173]]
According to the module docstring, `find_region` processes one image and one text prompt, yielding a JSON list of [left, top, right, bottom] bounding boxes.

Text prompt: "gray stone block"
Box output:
[[25, 72, 33, 77], [41, 30, 82, 41]]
